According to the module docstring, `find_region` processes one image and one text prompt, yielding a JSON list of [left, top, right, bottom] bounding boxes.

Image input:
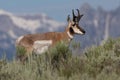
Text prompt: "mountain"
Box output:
[[79, 3, 120, 48], [0, 10, 65, 59], [0, 4, 120, 59]]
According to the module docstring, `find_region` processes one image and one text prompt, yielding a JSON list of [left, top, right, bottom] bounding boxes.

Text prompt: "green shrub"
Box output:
[[1, 38, 120, 80]]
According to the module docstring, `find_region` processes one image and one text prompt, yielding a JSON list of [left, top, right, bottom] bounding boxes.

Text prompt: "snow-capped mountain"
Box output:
[[0, 10, 65, 33], [79, 3, 120, 47]]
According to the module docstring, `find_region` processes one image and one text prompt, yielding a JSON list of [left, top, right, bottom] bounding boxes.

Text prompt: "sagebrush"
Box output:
[[0, 38, 120, 80]]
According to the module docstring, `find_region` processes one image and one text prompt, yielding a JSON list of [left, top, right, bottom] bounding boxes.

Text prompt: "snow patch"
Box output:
[[8, 30, 17, 39], [11, 16, 40, 32], [42, 16, 65, 31], [0, 9, 65, 32], [0, 9, 41, 32]]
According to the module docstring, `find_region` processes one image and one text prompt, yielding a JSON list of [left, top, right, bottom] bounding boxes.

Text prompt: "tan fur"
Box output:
[[16, 28, 71, 61]]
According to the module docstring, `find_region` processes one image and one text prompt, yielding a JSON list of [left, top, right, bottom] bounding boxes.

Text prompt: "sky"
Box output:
[[0, 0, 120, 22]]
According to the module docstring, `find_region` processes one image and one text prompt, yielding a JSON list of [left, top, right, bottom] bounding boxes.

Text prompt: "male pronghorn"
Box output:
[[16, 9, 85, 61]]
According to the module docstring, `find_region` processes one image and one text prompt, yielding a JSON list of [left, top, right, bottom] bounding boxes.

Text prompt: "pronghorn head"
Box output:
[[67, 9, 85, 36]]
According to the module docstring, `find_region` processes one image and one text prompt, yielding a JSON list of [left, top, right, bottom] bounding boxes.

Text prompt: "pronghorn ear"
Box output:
[[67, 15, 71, 22]]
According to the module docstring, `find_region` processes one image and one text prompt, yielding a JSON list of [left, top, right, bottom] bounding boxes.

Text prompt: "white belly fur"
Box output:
[[33, 40, 52, 54]]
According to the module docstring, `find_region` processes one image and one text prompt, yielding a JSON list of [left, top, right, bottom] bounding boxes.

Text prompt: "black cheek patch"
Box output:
[[69, 27, 74, 34]]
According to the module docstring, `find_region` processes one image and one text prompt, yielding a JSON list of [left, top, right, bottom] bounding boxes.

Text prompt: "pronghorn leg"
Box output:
[[21, 46, 33, 63], [16, 46, 33, 63], [16, 37, 34, 62]]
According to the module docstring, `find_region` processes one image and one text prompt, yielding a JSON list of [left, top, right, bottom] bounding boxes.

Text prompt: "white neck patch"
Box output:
[[67, 31, 73, 39]]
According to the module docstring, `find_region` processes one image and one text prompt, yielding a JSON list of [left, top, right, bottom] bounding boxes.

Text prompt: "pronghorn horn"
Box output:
[[72, 10, 75, 18], [76, 9, 83, 21], [72, 9, 76, 21], [67, 15, 70, 22], [76, 9, 80, 19]]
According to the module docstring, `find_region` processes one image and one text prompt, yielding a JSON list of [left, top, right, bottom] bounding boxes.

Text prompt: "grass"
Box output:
[[0, 38, 120, 80]]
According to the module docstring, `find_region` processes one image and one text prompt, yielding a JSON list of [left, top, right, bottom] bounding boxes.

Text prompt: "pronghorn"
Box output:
[[16, 9, 85, 61]]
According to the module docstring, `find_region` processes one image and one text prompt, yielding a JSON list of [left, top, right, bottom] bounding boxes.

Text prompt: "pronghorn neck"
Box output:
[[65, 25, 74, 40], [67, 30, 74, 39]]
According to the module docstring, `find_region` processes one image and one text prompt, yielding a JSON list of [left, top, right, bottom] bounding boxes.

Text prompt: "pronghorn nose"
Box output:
[[83, 30, 86, 34], [80, 29, 85, 35], [80, 27, 86, 35]]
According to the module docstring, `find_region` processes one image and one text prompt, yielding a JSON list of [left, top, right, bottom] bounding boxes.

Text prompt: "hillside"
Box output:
[[0, 38, 120, 80]]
